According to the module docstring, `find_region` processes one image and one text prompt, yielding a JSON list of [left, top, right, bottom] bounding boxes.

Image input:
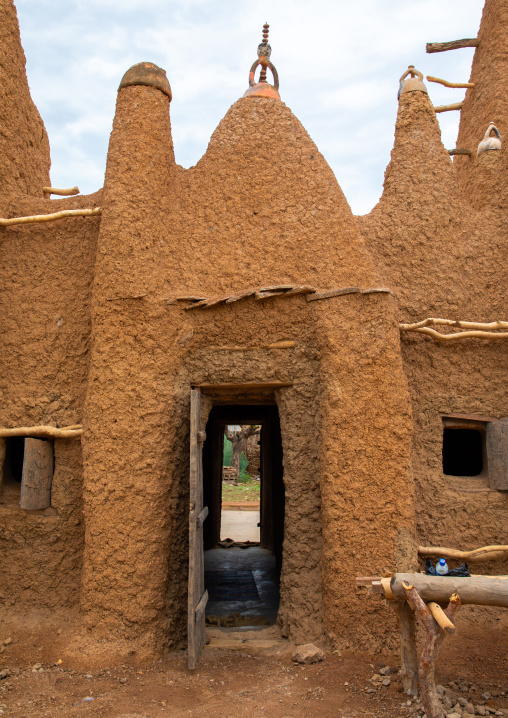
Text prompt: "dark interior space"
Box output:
[[442, 427, 484, 476], [1, 437, 24, 503], [202, 404, 284, 627], [2, 437, 24, 483]]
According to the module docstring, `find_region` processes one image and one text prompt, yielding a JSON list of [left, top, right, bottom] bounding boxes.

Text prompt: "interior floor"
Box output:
[[204, 546, 279, 629]]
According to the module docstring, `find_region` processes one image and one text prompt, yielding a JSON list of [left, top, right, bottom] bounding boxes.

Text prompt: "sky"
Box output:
[[15, 0, 483, 215]]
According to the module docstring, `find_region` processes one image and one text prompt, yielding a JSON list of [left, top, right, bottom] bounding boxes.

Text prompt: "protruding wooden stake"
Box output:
[[427, 602, 456, 634], [426, 38, 479, 53], [42, 186, 80, 196], [427, 75, 474, 89], [434, 102, 464, 113]]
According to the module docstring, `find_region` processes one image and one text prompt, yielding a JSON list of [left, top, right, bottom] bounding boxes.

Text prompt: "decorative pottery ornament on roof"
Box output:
[[243, 23, 280, 100], [398, 66, 427, 99], [477, 122, 502, 155]]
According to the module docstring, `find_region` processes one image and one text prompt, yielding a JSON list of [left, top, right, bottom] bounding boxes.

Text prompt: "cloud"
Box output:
[[15, 0, 482, 212]]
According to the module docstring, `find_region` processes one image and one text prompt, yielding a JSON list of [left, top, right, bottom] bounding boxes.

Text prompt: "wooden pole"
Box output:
[[395, 601, 419, 694], [405, 327, 508, 341], [434, 102, 464, 114], [390, 573, 508, 607], [400, 318, 508, 342], [427, 602, 455, 634], [0, 208, 101, 227], [403, 582, 461, 718], [418, 544, 508, 563], [426, 38, 479, 53], [0, 425, 82, 439], [426, 76, 475, 89], [42, 186, 80, 196], [403, 319, 508, 332]]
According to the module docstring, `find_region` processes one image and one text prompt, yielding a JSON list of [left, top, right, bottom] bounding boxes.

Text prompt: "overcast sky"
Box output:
[[15, 0, 483, 215]]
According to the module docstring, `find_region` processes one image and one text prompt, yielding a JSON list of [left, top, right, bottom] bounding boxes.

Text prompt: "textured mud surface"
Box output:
[[0, 2, 50, 201], [1, 0, 507, 669], [0, 612, 507, 718]]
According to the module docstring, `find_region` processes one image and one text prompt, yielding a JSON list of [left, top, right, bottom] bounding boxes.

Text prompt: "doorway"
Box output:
[[221, 423, 260, 544], [202, 404, 284, 628]]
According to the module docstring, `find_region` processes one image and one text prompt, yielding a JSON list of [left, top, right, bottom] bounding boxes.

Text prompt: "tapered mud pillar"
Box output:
[[81, 63, 182, 652], [455, 0, 508, 210], [0, 0, 50, 202], [313, 292, 416, 650], [358, 77, 468, 317]]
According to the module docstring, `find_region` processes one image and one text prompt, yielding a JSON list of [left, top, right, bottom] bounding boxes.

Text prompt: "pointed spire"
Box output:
[[243, 23, 280, 100], [455, 0, 508, 208], [0, 0, 50, 200]]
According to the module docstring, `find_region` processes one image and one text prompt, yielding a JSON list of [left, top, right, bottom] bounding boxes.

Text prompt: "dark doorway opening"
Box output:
[[202, 404, 284, 628]]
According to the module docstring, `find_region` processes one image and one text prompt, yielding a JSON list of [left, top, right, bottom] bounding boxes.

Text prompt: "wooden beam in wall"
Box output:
[[426, 38, 479, 53], [196, 382, 293, 391]]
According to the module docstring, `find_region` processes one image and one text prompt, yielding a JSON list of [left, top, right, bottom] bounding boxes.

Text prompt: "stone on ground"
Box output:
[[292, 643, 325, 664]]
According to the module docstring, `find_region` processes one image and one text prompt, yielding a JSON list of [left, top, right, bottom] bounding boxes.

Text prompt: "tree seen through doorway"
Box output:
[[223, 425, 260, 480]]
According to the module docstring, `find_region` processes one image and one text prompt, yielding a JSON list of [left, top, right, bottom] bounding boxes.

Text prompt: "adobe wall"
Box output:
[[0, 439, 84, 611], [0, 192, 101, 611], [80, 287, 415, 653], [79, 74, 416, 653], [402, 338, 507, 575], [357, 74, 507, 575]]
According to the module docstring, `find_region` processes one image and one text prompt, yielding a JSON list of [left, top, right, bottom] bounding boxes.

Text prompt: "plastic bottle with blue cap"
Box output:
[[436, 558, 449, 575]]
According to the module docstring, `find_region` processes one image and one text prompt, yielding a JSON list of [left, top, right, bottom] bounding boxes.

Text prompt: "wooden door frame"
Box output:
[[188, 388, 209, 669]]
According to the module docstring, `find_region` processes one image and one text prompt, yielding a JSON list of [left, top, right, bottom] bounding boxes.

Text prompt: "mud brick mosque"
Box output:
[[0, 0, 506, 663]]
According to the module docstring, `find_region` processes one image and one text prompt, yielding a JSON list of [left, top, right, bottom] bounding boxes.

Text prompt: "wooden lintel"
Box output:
[[448, 149, 472, 156], [441, 413, 496, 423], [196, 381, 293, 391], [426, 38, 479, 53]]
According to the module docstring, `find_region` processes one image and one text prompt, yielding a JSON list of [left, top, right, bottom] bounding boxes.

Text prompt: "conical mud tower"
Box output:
[[0, 7, 506, 668]]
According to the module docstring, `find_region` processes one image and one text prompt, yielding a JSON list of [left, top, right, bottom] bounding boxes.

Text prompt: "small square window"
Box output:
[[442, 415, 508, 490], [1, 437, 54, 509], [442, 427, 484, 476]]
